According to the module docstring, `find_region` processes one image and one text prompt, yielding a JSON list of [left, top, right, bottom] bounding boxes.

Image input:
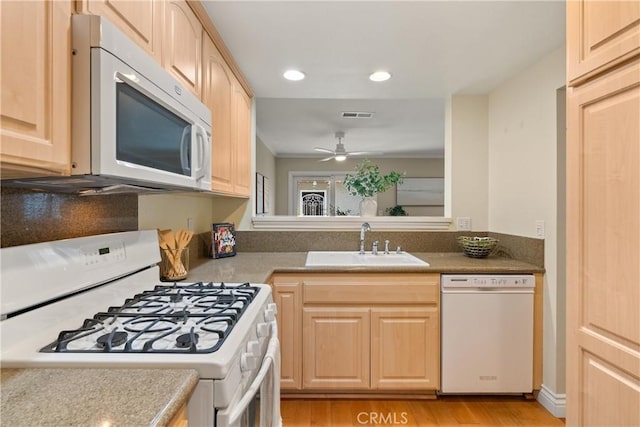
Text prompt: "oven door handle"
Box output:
[[226, 337, 281, 426]]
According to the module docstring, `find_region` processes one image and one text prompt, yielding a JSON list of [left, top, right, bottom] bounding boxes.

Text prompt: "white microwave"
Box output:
[[67, 14, 212, 193]]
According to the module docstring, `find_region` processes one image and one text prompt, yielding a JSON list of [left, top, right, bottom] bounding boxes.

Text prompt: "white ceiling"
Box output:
[[202, 1, 565, 158]]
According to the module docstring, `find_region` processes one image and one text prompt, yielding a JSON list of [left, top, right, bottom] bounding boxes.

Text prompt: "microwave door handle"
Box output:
[[193, 124, 209, 181], [180, 127, 190, 175]]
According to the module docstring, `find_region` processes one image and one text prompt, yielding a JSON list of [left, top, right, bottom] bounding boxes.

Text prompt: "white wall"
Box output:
[[138, 193, 214, 233], [487, 46, 566, 398], [446, 95, 489, 230], [256, 135, 277, 215]]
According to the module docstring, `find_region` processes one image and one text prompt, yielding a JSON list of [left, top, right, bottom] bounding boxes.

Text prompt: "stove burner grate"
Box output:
[[39, 282, 260, 354]]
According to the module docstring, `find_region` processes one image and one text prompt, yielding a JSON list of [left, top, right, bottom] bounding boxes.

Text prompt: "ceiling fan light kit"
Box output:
[[314, 131, 383, 162]]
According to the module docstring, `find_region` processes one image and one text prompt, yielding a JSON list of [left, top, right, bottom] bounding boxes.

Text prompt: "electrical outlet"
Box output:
[[187, 217, 194, 231], [456, 217, 472, 231], [535, 220, 545, 238]]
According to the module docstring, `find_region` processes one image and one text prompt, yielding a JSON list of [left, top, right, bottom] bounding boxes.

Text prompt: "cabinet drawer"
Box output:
[[303, 273, 439, 305]]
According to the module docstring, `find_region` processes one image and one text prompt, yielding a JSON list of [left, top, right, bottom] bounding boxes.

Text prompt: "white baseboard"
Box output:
[[537, 384, 566, 418]]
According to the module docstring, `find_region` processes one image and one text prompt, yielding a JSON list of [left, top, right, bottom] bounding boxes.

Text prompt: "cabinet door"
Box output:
[[202, 34, 234, 194], [163, 0, 202, 97], [303, 308, 370, 390], [232, 82, 252, 197], [566, 59, 640, 426], [567, 0, 640, 84], [167, 403, 188, 427], [77, 0, 162, 62], [371, 308, 439, 390], [0, 0, 71, 178], [273, 280, 302, 390]]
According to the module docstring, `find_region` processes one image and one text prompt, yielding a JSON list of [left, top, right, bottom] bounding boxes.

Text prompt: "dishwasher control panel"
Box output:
[[441, 274, 535, 289]]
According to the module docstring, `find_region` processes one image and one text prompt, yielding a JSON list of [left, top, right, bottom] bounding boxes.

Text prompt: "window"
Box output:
[[290, 173, 361, 216], [300, 191, 326, 216]]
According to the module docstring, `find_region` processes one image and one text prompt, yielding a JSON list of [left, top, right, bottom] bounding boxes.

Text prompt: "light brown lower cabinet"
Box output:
[[272, 279, 302, 390], [303, 307, 371, 390], [371, 307, 439, 390], [270, 273, 440, 394], [167, 402, 188, 427]]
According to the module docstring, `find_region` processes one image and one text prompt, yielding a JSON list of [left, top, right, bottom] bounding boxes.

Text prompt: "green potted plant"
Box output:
[[343, 159, 403, 216], [385, 205, 408, 216]]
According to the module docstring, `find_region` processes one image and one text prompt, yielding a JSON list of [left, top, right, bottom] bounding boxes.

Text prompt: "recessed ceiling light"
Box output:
[[369, 71, 391, 82], [283, 69, 305, 81]]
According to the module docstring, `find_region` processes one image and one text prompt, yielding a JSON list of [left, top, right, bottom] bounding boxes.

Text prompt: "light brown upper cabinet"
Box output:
[[231, 82, 252, 197], [202, 33, 252, 197], [202, 34, 234, 194], [567, 0, 640, 84], [76, 0, 163, 62], [163, 0, 202, 98], [0, 0, 71, 178]]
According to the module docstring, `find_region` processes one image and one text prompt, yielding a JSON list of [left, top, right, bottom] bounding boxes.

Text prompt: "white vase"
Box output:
[[359, 197, 377, 217]]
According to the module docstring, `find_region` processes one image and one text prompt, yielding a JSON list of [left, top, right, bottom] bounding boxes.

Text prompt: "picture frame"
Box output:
[[256, 173, 264, 215], [396, 177, 445, 206], [263, 176, 270, 214], [210, 223, 237, 258]]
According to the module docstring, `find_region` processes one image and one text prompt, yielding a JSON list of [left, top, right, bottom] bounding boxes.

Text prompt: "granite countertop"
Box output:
[[0, 368, 198, 427], [187, 251, 544, 283]]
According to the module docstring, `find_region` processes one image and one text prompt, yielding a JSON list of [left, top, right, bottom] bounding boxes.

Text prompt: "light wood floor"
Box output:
[[280, 396, 565, 426]]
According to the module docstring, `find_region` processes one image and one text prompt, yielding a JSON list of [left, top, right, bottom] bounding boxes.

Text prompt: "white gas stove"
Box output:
[[0, 230, 281, 427]]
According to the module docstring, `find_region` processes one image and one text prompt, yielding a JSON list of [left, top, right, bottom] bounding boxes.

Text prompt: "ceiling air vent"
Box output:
[[341, 111, 374, 119]]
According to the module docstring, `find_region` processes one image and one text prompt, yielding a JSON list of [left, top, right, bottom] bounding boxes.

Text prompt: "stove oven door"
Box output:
[[216, 337, 281, 427]]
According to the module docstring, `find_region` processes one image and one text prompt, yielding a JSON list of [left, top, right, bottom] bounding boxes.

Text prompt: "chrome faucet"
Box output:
[[372, 240, 379, 255], [359, 222, 371, 254]]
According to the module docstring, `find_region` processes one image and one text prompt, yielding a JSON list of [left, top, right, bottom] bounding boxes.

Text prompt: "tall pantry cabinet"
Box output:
[[566, 1, 640, 425], [0, 0, 72, 178]]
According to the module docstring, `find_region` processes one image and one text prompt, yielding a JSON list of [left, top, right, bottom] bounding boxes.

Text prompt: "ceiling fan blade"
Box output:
[[313, 147, 335, 154], [318, 156, 334, 162], [347, 151, 384, 156]]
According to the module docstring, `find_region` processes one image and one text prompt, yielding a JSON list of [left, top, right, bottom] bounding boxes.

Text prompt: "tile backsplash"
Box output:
[[234, 230, 544, 267], [1, 187, 137, 247]]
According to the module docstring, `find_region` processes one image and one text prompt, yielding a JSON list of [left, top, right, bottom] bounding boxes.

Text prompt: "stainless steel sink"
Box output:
[[305, 251, 429, 267]]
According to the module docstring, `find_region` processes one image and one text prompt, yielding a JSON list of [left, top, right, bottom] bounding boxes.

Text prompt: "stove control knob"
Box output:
[[257, 322, 270, 338], [241, 353, 258, 371], [267, 303, 278, 314], [247, 340, 260, 356], [265, 308, 276, 322]]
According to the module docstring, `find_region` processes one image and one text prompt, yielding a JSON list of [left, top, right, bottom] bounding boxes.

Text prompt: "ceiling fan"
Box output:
[[313, 131, 383, 162]]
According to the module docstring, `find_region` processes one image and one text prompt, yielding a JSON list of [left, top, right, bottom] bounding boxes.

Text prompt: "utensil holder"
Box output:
[[160, 248, 189, 281]]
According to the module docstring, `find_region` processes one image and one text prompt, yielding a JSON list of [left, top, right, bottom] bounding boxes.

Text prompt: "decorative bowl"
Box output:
[[457, 236, 498, 258]]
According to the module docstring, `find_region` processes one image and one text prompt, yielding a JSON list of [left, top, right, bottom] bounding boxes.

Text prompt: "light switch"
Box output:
[[456, 217, 472, 231]]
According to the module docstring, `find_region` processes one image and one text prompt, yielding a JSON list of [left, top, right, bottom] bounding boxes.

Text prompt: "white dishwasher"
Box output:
[[441, 274, 534, 394]]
